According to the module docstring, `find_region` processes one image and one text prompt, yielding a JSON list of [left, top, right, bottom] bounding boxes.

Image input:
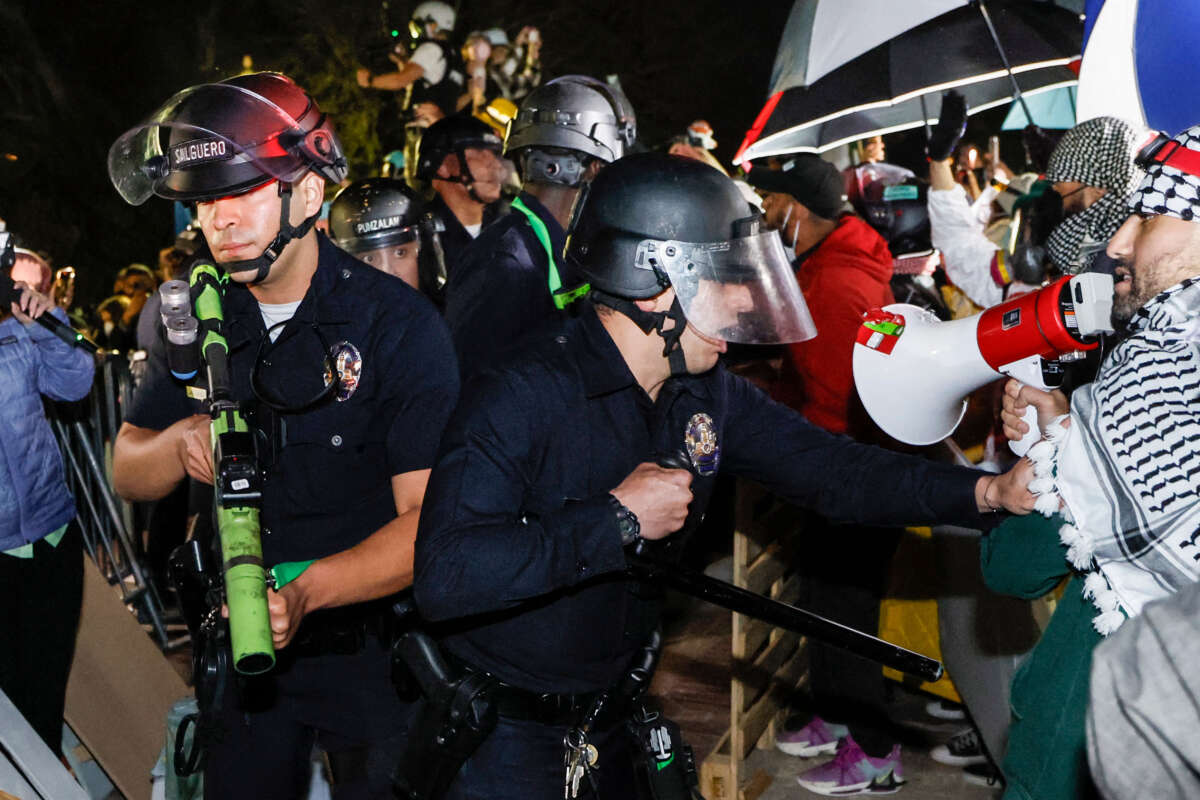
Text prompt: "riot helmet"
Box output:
[[415, 115, 504, 201], [566, 153, 816, 372], [329, 178, 422, 253], [108, 72, 348, 283], [506, 75, 637, 187]]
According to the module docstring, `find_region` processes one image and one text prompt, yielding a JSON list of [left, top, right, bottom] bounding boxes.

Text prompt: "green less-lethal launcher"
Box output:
[[191, 263, 275, 675]]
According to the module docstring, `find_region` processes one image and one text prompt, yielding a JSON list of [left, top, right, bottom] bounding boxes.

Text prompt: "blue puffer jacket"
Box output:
[[0, 309, 95, 550]]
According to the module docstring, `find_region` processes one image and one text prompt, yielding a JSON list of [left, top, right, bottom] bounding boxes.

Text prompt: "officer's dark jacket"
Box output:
[[445, 191, 568, 378], [414, 304, 989, 694], [427, 194, 503, 289], [127, 234, 459, 566]]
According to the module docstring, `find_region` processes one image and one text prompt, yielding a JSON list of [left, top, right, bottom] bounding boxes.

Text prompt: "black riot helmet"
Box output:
[[414, 115, 503, 194], [328, 178, 423, 253], [108, 72, 348, 282], [565, 153, 816, 373]]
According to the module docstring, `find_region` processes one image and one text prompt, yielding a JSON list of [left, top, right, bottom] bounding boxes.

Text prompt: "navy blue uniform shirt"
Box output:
[[127, 233, 460, 566], [414, 304, 991, 694], [427, 194, 503, 287], [445, 191, 570, 378]]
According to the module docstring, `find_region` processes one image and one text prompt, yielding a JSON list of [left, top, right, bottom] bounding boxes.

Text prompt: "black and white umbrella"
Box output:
[[734, 1, 1082, 162]]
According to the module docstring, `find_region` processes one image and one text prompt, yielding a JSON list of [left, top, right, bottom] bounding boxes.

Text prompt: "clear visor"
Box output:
[[636, 229, 817, 345], [108, 83, 312, 205]]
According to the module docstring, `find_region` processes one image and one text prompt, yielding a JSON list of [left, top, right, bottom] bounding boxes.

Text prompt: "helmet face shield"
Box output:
[[109, 83, 339, 205], [635, 229, 817, 345]]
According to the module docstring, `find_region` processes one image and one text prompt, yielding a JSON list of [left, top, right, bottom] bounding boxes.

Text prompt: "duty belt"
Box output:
[[448, 654, 618, 728]]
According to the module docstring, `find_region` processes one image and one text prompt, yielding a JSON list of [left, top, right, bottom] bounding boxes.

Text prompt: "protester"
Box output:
[[749, 154, 889, 436], [986, 123, 1200, 800], [748, 155, 915, 792], [0, 261, 94, 757], [1087, 578, 1200, 800]]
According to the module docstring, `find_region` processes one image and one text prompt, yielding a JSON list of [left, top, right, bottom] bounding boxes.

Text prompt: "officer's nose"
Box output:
[[205, 195, 242, 230]]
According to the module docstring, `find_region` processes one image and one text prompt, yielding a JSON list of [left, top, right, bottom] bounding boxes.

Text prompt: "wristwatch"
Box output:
[[608, 494, 641, 546]]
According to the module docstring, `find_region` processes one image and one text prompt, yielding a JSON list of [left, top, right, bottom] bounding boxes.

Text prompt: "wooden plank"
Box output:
[[736, 646, 808, 760], [734, 627, 802, 714], [734, 575, 802, 659], [700, 730, 733, 800], [744, 542, 787, 597], [739, 770, 773, 800]]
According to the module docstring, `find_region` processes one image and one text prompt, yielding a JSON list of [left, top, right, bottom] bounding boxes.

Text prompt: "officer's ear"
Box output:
[[295, 172, 326, 221], [634, 288, 675, 314]]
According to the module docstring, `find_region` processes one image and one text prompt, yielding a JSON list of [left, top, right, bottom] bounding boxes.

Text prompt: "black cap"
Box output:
[[747, 154, 845, 220]]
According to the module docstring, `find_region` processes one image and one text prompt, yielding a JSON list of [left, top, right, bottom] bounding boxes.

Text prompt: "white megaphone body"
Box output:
[[852, 273, 1115, 449]]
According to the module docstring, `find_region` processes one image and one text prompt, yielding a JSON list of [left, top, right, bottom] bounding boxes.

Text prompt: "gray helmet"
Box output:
[[505, 75, 637, 187], [328, 178, 422, 253]]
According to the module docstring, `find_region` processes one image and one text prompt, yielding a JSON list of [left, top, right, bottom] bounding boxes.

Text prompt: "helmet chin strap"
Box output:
[[591, 290, 690, 376], [218, 182, 320, 284]]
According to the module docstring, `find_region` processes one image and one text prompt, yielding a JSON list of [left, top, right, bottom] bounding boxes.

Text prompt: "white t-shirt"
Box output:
[[463, 222, 483, 239], [410, 42, 447, 85], [259, 299, 302, 342]]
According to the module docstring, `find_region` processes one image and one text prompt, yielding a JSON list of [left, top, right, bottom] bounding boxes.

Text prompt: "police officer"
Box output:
[[357, 0, 465, 120], [329, 177, 443, 297], [415, 115, 506, 294], [107, 72, 459, 800], [413, 153, 1037, 799], [445, 75, 636, 377]]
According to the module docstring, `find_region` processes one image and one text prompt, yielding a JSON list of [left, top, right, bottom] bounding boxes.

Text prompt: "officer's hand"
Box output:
[[977, 460, 1038, 515], [356, 68, 371, 88], [268, 581, 310, 649], [10, 281, 54, 325], [178, 414, 214, 485], [1000, 379, 1070, 442], [611, 463, 693, 541]]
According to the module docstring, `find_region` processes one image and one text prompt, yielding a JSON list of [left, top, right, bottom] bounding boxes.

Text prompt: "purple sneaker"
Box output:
[[795, 736, 904, 795], [776, 715, 851, 757]]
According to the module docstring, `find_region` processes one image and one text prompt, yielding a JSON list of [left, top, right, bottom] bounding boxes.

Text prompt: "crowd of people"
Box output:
[[3, 3, 1200, 800]]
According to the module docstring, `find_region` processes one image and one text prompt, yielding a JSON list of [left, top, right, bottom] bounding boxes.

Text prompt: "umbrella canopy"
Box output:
[[769, 0, 964, 93], [1003, 84, 1078, 129], [1076, 0, 1200, 134], [735, 0, 1082, 163]]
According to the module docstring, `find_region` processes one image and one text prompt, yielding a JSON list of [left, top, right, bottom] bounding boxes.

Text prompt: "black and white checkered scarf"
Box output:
[[1043, 117, 1144, 274], [1130, 125, 1200, 220], [1028, 278, 1200, 635]]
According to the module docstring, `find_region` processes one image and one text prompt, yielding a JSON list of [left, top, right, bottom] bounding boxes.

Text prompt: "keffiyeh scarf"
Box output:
[[1027, 278, 1200, 635], [1043, 117, 1144, 274]]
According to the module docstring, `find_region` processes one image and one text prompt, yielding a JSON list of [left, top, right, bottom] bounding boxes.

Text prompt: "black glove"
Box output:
[[926, 90, 968, 161]]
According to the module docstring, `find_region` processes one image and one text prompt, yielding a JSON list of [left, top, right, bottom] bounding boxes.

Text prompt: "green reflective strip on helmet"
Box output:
[[511, 196, 589, 308], [863, 320, 904, 335]]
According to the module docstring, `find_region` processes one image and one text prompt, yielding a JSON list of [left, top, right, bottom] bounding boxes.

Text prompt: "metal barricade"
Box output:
[[49, 351, 173, 649]]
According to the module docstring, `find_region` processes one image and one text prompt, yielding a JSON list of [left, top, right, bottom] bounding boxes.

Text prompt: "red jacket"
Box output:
[[776, 215, 894, 435]]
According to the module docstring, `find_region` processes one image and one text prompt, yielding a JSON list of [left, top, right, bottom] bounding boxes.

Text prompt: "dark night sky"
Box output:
[[0, 0, 794, 304]]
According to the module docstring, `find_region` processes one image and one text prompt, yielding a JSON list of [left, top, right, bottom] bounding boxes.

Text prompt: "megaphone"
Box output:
[[852, 273, 1115, 448]]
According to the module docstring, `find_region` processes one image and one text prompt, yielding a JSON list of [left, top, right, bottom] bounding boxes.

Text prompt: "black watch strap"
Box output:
[[608, 494, 641, 546]]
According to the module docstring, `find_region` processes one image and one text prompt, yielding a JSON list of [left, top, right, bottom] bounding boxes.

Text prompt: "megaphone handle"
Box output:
[[1008, 405, 1042, 457]]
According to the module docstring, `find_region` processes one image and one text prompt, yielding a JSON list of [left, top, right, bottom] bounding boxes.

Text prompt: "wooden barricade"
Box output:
[[700, 481, 808, 800]]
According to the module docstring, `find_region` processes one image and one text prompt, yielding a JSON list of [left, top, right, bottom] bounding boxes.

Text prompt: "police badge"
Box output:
[[325, 340, 363, 401], [684, 413, 720, 476]]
